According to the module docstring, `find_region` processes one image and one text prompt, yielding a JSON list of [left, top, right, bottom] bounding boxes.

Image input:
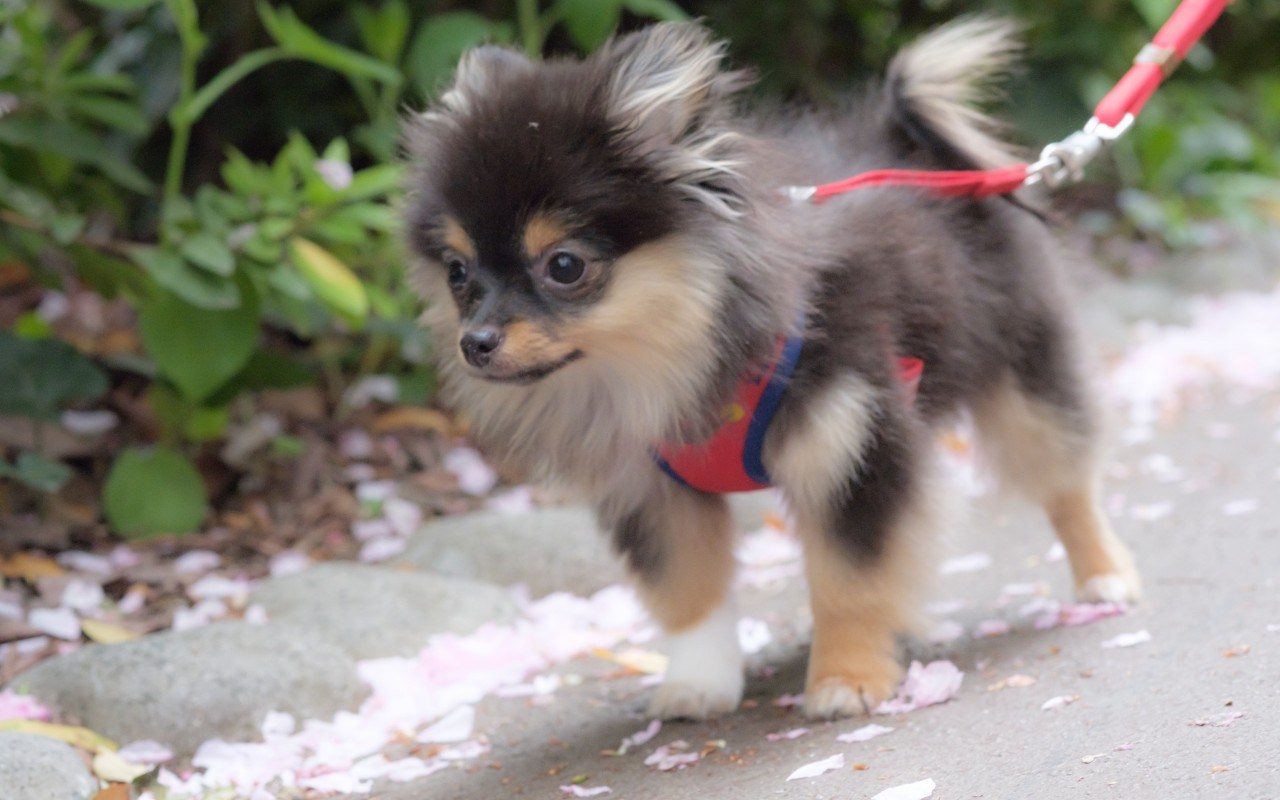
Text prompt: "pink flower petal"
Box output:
[[873, 778, 937, 800], [786, 753, 844, 781], [974, 619, 1011, 638], [876, 660, 964, 714], [443, 447, 498, 495], [28, 607, 80, 641], [939, 552, 991, 575], [1101, 630, 1151, 649], [837, 723, 894, 743], [117, 740, 175, 765], [644, 741, 700, 771], [173, 550, 220, 575], [737, 617, 772, 655], [1041, 695, 1075, 711], [766, 727, 810, 741], [560, 786, 612, 797], [417, 705, 475, 744], [623, 719, 662, 748], [0, 690, 51, 721]]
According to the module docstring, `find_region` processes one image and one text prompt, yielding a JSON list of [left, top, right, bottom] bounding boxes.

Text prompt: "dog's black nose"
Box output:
[[460, 327, 504, 368]]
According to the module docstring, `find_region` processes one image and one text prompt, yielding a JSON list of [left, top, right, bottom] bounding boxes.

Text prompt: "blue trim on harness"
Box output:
[[740, 331, 805, 485], [654, 329, 805, 493]]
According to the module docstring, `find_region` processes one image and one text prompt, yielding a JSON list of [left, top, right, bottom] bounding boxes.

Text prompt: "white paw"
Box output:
[[1078, 572, 1141, 604], [649, 598, 744, 721], [648, 678, 743, 720]]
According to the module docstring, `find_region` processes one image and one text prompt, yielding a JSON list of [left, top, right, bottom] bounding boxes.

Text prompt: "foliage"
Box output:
[[102, 446, 208, 538], [0, 0, 1275, 537]]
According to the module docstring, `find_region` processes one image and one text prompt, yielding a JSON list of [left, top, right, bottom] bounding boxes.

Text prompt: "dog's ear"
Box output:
[[599, 23, 754, 218], [438, 45, 532, 116], [600, 22, 751, 153]]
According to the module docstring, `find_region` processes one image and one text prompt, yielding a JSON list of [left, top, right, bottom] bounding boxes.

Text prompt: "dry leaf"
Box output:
[[93, 785, 130, 800], [81, 619, 140, 645], [590, 647, 667, 675], [0, 553, 66, 582], [93, 747, 150, 783], [0, 719, 117, 751], [371, 407, 455, 436]]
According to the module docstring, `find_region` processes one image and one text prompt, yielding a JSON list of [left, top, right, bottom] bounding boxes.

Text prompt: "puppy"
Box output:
[[402, 17, 1141, 720]]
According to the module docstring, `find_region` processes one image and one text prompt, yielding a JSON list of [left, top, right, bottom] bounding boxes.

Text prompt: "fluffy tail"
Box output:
[[886, 16, 1024, 170]]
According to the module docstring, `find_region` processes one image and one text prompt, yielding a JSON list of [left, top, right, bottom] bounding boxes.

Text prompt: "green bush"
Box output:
[[0, 0, 1275, 536]]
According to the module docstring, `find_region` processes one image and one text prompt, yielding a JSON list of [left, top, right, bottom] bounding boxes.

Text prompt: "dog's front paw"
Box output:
[[1078, 571, 1142, 604], [803, 660, 902, 719], [648, 678, 744, 721]]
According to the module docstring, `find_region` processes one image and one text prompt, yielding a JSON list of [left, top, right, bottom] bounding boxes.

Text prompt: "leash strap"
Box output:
[[786, 0, 1230, 204]]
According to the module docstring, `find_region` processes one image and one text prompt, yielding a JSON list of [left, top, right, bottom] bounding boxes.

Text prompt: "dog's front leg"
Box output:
[[605, 485, 742, 720], [767, 372, 936, 718]]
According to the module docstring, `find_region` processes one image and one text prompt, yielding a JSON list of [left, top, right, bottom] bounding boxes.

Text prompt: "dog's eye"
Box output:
[[546, 251, 585, 286], [445, 255, 469, 287]]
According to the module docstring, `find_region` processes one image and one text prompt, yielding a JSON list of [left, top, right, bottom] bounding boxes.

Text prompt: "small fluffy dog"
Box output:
[[403, 17, 1141, 720]]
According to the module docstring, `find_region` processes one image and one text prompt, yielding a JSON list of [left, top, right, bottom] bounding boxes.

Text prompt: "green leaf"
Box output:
[[0, 452, 73, 494], [49, 213, 87, 246], [64, 95, 150, 136], [288, 237, 368, 326], [137, 289, 260, 402], [204, 349, 314, 406], [0, 332, 109, 421], [0, 117, 152, 194], [130, 247, 241, 310], [340, 164, 402, 202], [69, 245, 149, 301], [103, 447, 207, 538], [1131, 0, 1179, 30], [353, 0, 411, 65], [620, 0, 689, 21], [257, 1, 402, 86], [556, 0, 622, 52], [12, 312, 53, 340], [405, 11, 500, 97], [180, 231, 235, 276]]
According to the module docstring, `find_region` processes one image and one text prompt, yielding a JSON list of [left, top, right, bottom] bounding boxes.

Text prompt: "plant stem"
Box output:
[[516, 0, 543, 57], [177, 47, 290, 125], [161, 0, 205, 230]]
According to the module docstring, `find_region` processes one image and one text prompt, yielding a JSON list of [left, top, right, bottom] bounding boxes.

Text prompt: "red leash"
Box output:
[[787, 0, 1231, 204]]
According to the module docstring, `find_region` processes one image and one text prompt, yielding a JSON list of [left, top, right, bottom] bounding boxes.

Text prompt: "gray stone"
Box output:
[[7, 621, 364, 758], [0, 732, 98, 800], [394, 507, 625, 597], [251, 563, 518, 659]]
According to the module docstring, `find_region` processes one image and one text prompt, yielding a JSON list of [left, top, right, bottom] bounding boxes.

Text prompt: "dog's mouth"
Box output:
[[470, 349, 584, 385]]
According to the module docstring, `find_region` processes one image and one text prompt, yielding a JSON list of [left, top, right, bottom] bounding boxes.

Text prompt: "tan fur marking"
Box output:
[[972, 376, 1139, 601], [522, 214, 570, 259], [1046, 490, 1141, 598], [496, 320, 579, 369], [765, 373, 879, 515], [635, 491, 735, 633], [971, 376, 1094, 501], [797, 491, 938, 717], [442, 217, 476, 260]]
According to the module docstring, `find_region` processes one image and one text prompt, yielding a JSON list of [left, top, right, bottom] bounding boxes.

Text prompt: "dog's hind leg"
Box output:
[[605, 483, 743, 720], [767, 372, 939, 718], [972, 371, 1141, 604]]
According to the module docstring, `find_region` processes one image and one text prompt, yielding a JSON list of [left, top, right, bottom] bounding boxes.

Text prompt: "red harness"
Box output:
[[656, 339, 923, 494]]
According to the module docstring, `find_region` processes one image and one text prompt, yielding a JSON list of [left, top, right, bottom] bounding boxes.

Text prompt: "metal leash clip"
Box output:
[[1025, 113, 1135, 189]]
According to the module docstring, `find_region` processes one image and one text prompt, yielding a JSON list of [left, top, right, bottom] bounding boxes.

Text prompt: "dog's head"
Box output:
[[403, 23, 754, 386]]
